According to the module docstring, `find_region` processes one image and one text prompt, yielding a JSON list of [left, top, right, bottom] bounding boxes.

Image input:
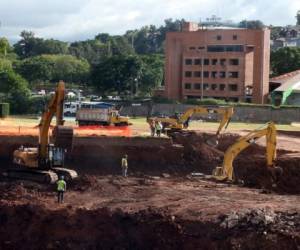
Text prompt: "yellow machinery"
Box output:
[[148, 106, 234, 144], [9, 81, 78, 183], [212, 121, 277, 181]]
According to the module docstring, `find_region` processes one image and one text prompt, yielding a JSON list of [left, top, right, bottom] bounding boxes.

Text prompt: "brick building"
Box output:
[[162, 22, 270, 103]]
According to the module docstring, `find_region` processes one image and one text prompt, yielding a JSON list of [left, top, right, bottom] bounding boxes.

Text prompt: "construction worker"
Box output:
[[149, 119, 155, 137], [155, 120, 162, 137], [56, 175, 66, 203], [121, 154, 128, 177]]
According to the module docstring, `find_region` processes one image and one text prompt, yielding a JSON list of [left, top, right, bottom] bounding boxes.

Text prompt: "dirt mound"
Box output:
[[0, 204, 298, 250]]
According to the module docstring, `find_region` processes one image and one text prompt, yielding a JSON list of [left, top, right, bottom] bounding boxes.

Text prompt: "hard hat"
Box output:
[[60, 175, 64, 180]]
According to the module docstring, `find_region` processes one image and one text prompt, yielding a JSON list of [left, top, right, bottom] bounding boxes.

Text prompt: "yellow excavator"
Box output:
[[212, 121, 278, 181], [148, 106, 234, 145], [7, 81, 78, 183]]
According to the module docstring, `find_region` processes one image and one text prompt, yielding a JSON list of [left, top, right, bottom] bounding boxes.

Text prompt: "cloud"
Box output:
[[0, 0, 299, 43]]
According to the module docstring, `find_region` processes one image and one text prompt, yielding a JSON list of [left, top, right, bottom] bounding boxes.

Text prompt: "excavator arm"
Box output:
[[213, 122, 277, 181], [38, 81, 66, 161]]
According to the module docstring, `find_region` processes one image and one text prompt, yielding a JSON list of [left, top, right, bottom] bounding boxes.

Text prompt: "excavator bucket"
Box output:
[[206, 135, 219, 147], [52, 125, 74, 151], [212, 166, 229, 182]]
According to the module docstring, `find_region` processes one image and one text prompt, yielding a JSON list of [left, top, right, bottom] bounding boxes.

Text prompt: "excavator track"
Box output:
[[3, 169, 59, 184], [52, 167, 78, 181], [3, 167, 78, 184]]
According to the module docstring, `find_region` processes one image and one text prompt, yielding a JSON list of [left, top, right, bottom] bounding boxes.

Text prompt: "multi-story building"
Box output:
[[162, 22, 270, 103]]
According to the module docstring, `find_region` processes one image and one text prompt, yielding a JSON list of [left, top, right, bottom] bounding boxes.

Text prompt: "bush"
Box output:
[[0, 103, 9, 117], [183, 98, 227, 106]]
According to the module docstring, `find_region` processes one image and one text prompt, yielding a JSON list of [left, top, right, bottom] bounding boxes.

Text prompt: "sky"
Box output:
[[0, 0, 299, 43]]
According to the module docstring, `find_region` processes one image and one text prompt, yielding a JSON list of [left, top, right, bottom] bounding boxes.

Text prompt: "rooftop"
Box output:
[[271, 69, 300, 92]]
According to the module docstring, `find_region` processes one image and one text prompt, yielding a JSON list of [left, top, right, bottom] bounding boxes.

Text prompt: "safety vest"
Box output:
[[57, 180, 66, 191], [155, 123, 162, 130], [121, 158, 128, 168]]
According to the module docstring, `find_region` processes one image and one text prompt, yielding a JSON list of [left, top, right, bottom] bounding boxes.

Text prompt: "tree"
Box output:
[[297, 10, 300, 25], [238, 20, 265, 29], [0, 38, 10, 57], [91, 55, 142, 95], [15, 55, 54, 82], [51, 55, 90, 83], [270, 26, 283, 40], [271, 47, 300, 76], [69, 39, 107, 65], [0, 69, 31, 113], [16, 54, 90, 84], [0, 58, 12, 72], [139, 54, 164, 96], [14, 31, 68, 58]]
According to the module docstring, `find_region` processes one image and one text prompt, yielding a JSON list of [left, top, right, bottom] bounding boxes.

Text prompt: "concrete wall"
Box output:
[[120, 104, 300, 124]]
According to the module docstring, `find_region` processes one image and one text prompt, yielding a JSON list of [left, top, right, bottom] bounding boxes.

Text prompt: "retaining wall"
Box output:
[[121, 104, 300, 124]]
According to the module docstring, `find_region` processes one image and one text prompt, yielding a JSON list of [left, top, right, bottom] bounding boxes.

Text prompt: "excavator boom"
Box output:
[[213, 122, 277, 181]]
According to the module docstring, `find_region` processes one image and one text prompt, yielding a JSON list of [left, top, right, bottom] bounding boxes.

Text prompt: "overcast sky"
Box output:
[[0, 0, 299, 43]]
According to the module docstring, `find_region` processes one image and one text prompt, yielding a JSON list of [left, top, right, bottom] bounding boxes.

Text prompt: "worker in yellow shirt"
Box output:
[[121, 154, 128, 177], [56, 175, 66, 203]]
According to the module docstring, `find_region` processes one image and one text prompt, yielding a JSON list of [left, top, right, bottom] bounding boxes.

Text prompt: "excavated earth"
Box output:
[[0, 132, 299, 249]]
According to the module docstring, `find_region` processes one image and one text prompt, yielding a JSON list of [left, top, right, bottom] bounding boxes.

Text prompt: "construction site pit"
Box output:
[[0, 131, 299, 249]]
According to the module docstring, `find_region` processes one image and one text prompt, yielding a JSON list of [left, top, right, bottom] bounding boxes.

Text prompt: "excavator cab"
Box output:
[[48, 145, 64, 167]]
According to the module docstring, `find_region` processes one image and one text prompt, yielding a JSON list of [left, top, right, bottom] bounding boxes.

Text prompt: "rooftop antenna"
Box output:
[[206, 15, 222, 26]]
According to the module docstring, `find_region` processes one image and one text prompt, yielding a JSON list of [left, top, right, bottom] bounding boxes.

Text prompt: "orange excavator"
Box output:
[[6, 81, 78, 183]]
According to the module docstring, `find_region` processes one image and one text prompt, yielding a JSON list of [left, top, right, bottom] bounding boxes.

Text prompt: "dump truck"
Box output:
[[76, 102, 131, 126]]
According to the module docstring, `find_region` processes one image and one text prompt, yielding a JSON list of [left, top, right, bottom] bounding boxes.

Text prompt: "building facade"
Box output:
[[163, 22, 270, 103]]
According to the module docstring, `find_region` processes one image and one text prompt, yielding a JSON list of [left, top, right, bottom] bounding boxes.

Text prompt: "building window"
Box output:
[[233, 35, 238, 40], [207, 45, 244, 52], [194, 71, 201, 77], [219, 72, 226, 78], [194, 58, 201, 65], [185, 59, 192, 65], [185, 71, 192, 77], [203, 83, 209, 90], [220, 59, 226, 66], [229, 84, 238, 91], [211, 71, 217, 78], [184, 83, 192, 89], [229, 72, 239, 78], [194, 83, 201, 90], [204, 59, 209, 65], [217, 35, 222, 40], [226, 45, 244, 52], [219, 84, 226, 91], [212, 59, 218, 65], [203, 71, 209, 78], [229, 59, 239, 65], [211, 84, 217, 90]]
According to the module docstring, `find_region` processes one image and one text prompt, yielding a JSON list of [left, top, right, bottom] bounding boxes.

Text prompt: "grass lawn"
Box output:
[[1, 116, 300, 133]]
